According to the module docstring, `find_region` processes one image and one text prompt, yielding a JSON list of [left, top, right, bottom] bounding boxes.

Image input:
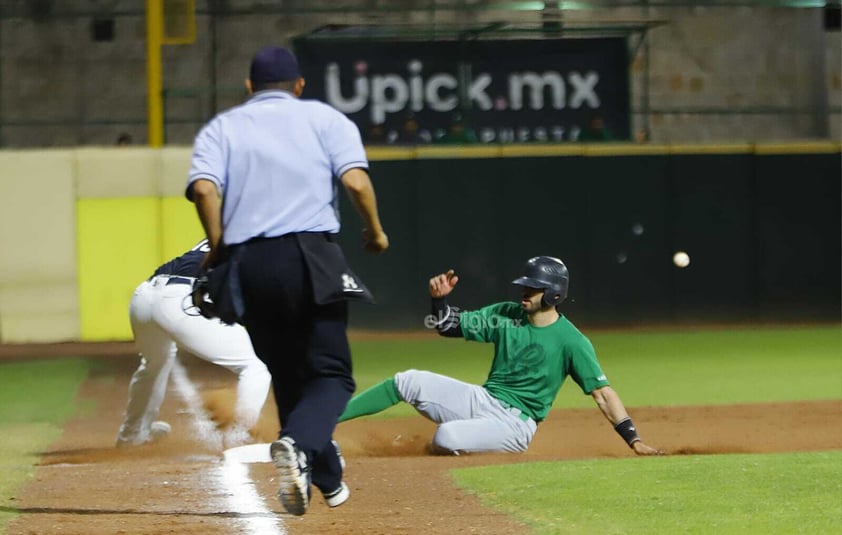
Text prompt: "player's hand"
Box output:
[[429, 269, 459, 298], [632, 441, 664, 456], [363, 228, 389, 253]]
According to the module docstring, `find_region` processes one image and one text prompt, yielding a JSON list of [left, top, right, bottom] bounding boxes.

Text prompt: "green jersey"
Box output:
[[460, 302, 609, 422]]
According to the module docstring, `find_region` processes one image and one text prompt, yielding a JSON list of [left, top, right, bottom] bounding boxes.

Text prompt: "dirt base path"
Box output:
[[3, 351, 841, 535]]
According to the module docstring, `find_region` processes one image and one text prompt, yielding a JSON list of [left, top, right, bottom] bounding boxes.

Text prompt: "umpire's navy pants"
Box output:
[[236, 234, 354, 493]]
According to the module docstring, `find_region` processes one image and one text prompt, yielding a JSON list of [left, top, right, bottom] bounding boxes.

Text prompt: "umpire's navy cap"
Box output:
[[249, 46, 301, 83]]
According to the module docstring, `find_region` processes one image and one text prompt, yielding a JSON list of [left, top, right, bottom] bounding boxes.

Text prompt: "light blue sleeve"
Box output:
[[186, 117, 226, 197], [322, 109, 369, 178]]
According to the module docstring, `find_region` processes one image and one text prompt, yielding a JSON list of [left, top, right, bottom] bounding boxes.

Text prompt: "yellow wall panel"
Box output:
[[77, 198, 161, 341], [161, 197, 205, 259]]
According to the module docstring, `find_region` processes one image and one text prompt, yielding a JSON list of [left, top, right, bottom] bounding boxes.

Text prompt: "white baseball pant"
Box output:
[[117, 275, 271, 446]]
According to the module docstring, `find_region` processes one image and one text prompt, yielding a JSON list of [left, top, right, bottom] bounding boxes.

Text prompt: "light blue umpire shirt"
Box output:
[[186, 90, 369, 246]]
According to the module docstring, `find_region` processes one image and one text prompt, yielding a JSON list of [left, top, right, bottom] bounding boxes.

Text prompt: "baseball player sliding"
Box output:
[[338, 256, 662, 456], [116, 239, 271, 448]]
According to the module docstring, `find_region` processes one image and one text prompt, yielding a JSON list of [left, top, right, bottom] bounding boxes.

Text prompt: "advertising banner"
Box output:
[[293, 37, 630, 144]]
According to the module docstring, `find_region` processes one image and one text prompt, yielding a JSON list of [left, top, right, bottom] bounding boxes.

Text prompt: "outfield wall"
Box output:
[[0, 143, 839, 343], [343, 143, 842, 329], [0, 147, 204, 343]]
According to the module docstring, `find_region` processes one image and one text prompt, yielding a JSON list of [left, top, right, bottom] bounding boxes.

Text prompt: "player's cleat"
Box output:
[[116, 421, 172, 447], [114, 436, 135, 448], [425, 441, 460, 456], [149, 421, 172, 440], [270, 436, 311, 516], [322, 481, 350, 508]]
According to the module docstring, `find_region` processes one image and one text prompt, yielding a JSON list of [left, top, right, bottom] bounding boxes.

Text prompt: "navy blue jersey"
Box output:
[[152, 240, 210, 278]]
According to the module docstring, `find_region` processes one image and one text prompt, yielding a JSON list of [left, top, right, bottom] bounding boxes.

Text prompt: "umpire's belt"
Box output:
[[498, 400, 532, 423], [149, 274, 195, 287]]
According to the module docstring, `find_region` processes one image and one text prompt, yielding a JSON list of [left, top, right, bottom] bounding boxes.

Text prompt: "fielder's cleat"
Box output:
[[270, 437, 311, 516], [116, 421, 171, 447], [149, 421, 172, 441], [322, 481, 350, 508]]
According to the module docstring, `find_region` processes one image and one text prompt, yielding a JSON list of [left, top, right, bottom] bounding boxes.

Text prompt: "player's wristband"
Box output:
[[614, 417, 641, 448], [431, 297, 449, 318], [430, 297, 462, 337]]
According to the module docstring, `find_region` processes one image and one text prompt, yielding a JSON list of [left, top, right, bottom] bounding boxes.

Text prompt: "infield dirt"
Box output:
[[3, 345, 841, 535]]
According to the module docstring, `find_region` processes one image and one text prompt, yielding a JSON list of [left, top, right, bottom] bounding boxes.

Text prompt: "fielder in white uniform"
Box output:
[[116, 239, 272, 448]]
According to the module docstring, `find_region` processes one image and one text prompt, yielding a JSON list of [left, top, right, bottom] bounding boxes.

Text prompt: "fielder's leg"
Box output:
[[166, 288, 271, 442], [117, 282, 177, 445]]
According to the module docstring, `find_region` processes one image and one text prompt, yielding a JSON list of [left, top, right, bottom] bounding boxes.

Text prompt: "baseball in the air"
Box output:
[[673, 251, 690, 268]]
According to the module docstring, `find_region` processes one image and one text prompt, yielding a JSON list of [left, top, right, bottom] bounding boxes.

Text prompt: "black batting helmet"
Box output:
[[511, 256, 569, 307]]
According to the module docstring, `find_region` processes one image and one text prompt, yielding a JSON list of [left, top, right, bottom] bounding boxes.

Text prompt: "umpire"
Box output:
[[186, 45, 389, 516]]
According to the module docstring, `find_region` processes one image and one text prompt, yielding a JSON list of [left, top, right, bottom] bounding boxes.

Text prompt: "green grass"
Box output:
[[350, 325, 842, 417], [0, 325, 838, 533], [452, 451, 842, 534], [350, 325, 841, 532], [0, 358, 90, 533], [571, 325, 842, 407]]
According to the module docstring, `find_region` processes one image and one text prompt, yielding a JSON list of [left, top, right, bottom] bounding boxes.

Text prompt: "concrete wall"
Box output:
[[0, 149, 78, 341], [0, 1, 838, 146], [639, 6, 841, 142]]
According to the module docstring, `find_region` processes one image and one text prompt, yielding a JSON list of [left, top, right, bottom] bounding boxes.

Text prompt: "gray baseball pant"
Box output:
[[394, 369, 537, 454]]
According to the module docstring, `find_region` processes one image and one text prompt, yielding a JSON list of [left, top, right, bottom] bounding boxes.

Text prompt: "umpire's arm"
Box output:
[[341, 168, 389, 253], [189, 179, 224, 268]]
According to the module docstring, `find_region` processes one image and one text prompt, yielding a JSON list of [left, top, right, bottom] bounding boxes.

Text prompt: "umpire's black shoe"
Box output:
[[270, 437, 311, 515]]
